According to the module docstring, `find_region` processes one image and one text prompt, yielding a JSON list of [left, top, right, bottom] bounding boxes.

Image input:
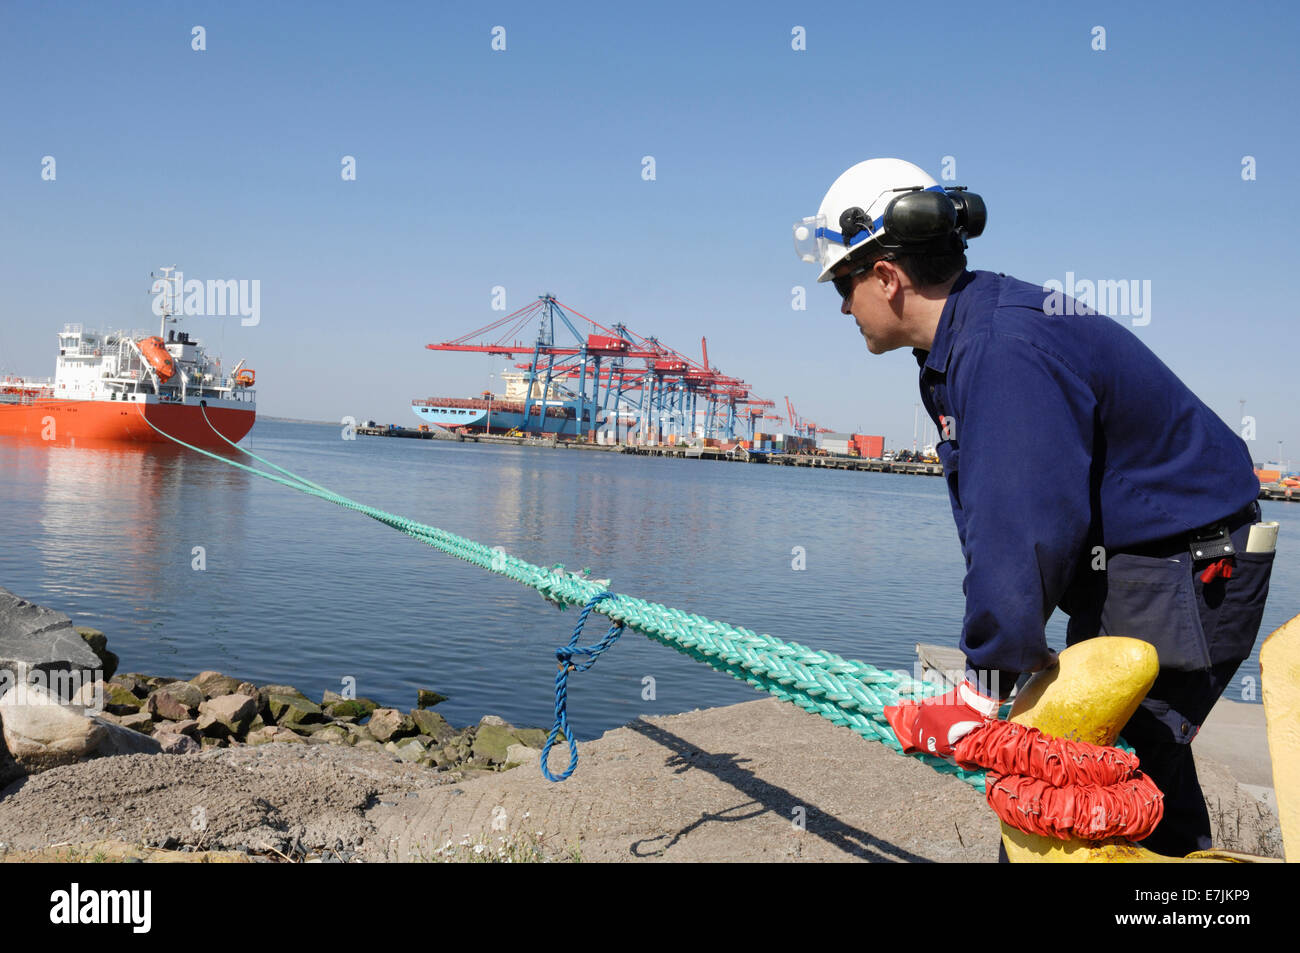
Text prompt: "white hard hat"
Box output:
[[794, 159, 982, 283]]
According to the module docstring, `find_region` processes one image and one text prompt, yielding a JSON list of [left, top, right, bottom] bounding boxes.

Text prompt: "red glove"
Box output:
[[884, 678, 1002, 759]]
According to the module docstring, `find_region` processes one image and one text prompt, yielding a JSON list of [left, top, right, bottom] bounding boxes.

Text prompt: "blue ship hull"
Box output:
[[412, 398, 592, 437]]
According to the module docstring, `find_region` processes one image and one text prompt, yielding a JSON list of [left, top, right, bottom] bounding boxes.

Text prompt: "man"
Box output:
[[794, 158, 1275, 857]]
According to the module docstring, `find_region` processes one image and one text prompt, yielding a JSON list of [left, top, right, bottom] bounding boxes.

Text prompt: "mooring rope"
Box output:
[[133, 405, 993, 791]]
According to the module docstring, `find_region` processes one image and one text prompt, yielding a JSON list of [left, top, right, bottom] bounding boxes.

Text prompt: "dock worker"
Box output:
[[793, 158, 1275, 857]]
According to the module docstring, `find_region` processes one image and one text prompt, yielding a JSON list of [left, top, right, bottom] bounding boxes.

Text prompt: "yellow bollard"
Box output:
[[1261, 614, 1300, 862], [998, 634, 1285, 863]]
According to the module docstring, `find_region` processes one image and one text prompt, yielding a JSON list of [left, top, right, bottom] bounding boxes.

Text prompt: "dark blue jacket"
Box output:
[[915, 270, 1258, 676]]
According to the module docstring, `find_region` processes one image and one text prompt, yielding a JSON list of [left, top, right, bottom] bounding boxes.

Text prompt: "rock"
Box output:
[[267, 694, 324, 726], [0, 591, 106, 730], [410, 708, 454, 742], [115, 711, 155, 734], [366, 708, 418, 743], [429, 745, 462, 768], [75, 628, 120, 681], [161, 681, 203, 709], [74, 627, 108, 656], [70, 678, 106, 709], [246, 726, 306, 746], [479, 714, 511, 729], [196, 694, 258, 738], [103, 683, 143, 714], [0, 737, 21, 788], [196, 713, 223, 738], [0, 679, 165, 775], [286, 721, 330, 736], [393, 738, 427, 763], [146, 688, 194, 722], [0, 589, 104, 679], [154, 732, 200, 755], [110, 675, 150, 699], [339, 723, 372, 744], [325, 696, 377, 717], [321, 689, 345, 706], [235, 682, 267, 711], [308, 725, 352, 746], [261, 684, 309, 701], [190, 671, 242, 699], [472, 723, 522, 765], [416, 689, 448, 709], [0, 682, 108, 771], [122, 674, 171, 695], [90, 716, 163, 757], [325, 698, 377, 720], [505, 743, 541, 766], [512, 728, 549, 749], [168, 719, 200, 739]]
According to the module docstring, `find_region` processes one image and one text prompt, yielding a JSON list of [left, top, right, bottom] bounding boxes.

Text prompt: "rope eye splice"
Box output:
[[541, 591, 627, 783]]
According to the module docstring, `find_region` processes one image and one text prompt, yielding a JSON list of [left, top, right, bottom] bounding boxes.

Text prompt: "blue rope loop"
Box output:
[[541, 591, 625, 782]]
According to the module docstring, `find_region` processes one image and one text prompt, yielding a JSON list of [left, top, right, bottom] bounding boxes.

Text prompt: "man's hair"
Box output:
[[894, 251, 967, 289], [854, 250, 967, 289]]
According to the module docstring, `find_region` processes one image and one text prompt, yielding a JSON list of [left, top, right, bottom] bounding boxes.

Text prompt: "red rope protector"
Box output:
[[952, 721, 1165, 842]]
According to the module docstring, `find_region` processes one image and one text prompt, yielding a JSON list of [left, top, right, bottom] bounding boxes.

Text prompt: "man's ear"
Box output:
[[874, 259, 903, 298]]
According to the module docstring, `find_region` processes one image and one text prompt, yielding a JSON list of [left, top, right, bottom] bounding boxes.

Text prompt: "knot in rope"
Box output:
[[953, 721, 1164, 842], [541, 592, 626, 782]]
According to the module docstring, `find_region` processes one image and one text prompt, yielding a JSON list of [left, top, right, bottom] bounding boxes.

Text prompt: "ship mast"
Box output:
[[151, 265, 180, 338]]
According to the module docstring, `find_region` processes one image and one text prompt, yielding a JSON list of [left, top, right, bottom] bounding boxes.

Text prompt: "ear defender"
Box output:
[[883, 189, 957, 242], [877, 187, 987, 252], [947, 187, 987, 240]]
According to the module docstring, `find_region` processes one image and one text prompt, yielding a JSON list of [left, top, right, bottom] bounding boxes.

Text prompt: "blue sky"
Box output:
[[2, 0, 1297, 464]]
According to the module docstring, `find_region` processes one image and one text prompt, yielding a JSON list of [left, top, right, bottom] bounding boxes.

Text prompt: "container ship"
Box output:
[[0, 273, 255, 447], [412, 371, 604, 438]]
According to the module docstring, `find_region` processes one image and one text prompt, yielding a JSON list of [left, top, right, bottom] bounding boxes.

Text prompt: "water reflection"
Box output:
[[3, 435, 250, 623]]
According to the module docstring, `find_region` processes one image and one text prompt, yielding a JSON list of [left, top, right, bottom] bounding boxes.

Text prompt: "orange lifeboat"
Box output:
[[234, 369, 256, 387], [137, 336, 175, 382]]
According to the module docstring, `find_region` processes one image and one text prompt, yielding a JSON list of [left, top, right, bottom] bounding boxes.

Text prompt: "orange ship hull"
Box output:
[[0, 399, 254, 447]]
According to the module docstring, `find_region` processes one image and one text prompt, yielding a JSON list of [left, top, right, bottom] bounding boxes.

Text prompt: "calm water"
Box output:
[[1, 420, 1295, 738]]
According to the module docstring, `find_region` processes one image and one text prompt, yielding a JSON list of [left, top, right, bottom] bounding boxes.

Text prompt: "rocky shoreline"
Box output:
[[0, 588, 565, 861], [2, 626, 554, 786]]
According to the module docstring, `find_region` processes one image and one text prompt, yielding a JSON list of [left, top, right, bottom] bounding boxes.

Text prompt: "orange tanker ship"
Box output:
[[0, 277, 255, 448]]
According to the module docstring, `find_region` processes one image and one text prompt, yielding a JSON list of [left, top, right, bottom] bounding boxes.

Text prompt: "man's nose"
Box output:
[[841, 296, 852, 316]]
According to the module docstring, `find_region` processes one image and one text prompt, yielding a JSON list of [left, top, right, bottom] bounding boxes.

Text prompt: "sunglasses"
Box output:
[[832, 254, 898, 300]]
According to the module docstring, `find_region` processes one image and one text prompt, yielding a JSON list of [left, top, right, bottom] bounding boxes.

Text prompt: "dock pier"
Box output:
[[356, 425, 1295, 498]]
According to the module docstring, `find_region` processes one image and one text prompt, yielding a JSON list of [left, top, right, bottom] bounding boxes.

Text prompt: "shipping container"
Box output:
[[852, 434, 884, 459]]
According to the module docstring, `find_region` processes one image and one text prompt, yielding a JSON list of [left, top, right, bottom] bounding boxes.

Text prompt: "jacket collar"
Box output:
[[913, 270, 977, 375]]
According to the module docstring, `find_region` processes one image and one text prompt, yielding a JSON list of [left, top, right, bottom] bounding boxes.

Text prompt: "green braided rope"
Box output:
[[138, 409, 989, 791]]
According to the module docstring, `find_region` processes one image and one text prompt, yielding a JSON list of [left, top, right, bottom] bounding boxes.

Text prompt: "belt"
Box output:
[[1119, 501, 1259, 563]]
